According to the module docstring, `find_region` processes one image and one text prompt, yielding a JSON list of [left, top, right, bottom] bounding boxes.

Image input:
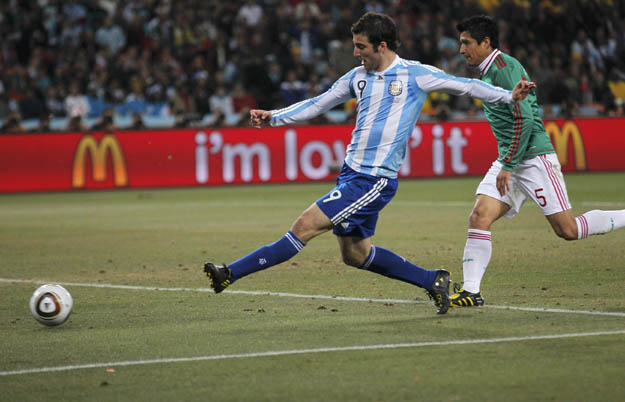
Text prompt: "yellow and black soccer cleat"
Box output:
[[450, 288, 484, 307], [425, 269, 451, 315], [203, 262, 232, 294]]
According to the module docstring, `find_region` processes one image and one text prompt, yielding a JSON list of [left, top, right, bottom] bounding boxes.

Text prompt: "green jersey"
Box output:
[[479, 50, 554, 171]]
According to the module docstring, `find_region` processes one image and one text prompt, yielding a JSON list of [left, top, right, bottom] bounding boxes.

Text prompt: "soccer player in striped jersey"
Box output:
[[451, 15, 625, 308], [204, 12, 534, 314]]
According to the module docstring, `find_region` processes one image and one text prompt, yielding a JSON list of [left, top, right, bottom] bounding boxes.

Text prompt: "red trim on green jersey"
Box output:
[[503, 103, 523, 165], [480, 51, 555, 169], [495, 55, 507, 69]]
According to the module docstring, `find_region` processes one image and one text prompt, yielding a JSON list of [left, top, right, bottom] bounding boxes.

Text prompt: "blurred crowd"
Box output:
[[1, 0, 625, 133]]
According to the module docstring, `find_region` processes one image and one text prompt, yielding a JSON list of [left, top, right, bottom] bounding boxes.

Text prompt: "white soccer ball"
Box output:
[[29, 284, 73, 327]]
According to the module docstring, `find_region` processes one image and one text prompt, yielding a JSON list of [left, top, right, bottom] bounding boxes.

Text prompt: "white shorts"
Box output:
[[476, 153, 572, 218]]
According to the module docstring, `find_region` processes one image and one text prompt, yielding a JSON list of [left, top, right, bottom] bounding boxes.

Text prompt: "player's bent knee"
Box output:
[[290, 210, 331, 243], [468, 208, 493, 230]]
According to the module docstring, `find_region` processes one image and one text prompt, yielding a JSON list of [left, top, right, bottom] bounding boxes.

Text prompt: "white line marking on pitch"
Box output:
[[1, 330, 625, 377], [2, 278, 625, 318]]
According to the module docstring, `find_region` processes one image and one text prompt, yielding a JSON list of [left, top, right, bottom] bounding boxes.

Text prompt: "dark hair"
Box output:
[[351, 12, 399, 51], [456, 15, 499, 49]]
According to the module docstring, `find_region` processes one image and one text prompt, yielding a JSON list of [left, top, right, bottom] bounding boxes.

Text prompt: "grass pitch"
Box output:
[[1, 173, 625, 401]]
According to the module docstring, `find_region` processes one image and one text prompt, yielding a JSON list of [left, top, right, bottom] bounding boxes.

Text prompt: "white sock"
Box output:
[[461, 229, 492, 294], [576, 209, 625, 239]]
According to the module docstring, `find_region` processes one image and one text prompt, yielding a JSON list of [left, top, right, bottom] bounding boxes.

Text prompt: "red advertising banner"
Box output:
[[0, 118, 623, 193]]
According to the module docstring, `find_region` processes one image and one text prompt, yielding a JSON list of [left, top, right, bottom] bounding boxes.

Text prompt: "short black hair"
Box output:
[[456, 15, 499, 49], [351, 12, 399, 51]]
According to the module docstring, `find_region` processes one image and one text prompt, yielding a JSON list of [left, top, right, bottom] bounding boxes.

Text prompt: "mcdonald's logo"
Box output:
[[545, 120, 586, 170], [72, 135, 128, 188]]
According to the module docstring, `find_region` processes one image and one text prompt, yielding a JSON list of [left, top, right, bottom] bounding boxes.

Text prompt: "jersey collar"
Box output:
[[480, 49, 500, 76], [371, 55, 400, 75]]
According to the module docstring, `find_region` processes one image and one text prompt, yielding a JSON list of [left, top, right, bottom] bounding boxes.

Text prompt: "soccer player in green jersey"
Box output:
[[450, 15, 625, 307]]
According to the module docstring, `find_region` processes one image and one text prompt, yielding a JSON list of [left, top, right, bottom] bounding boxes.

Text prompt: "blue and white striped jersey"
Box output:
[[270, 56, 514, 178]]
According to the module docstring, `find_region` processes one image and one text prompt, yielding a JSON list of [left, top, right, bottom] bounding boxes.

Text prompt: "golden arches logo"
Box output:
[[72, 135, 128, 188], [545, 121, 586, 170]]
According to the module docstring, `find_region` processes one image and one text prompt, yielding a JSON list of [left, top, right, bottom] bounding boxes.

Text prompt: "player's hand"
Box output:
[[250, 109, 272, 128], [511, 80, 536, 102], [496, 169, 512, 196]]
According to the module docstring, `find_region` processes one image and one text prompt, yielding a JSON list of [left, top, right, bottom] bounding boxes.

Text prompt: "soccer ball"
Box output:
[[29, 284, 73, 327]]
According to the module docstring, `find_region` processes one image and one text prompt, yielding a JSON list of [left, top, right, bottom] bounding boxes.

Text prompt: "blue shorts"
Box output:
[[316, 164, 398, 238]]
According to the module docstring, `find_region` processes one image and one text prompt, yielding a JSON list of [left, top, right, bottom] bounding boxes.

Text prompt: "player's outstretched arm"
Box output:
[[414, 68, 524, 104], [511, 80, 536, 102], [250, 109, 273, 128]]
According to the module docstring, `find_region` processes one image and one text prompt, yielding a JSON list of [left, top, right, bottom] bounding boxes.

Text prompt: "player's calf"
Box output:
[[546, 211, 578, 240]]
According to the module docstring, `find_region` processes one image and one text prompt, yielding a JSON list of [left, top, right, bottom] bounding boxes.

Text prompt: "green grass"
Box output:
[[1, 173, 625, 401]]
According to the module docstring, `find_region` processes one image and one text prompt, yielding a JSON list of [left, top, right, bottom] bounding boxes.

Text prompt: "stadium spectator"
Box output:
[[67, 112, 87, 132], [294, 1, 322, 21], [59, 17, 83, 49], [44, 86, 66, 118], [191, 73, 212, 117], [125, 76, 146, 103], [231, 82, 257, 124], [172, 8, 196, 50], [64, 81, 89, 118], [240, 31, 273, 99], [130, 112, 146, 130], [289, 15, 323, 66], [32, 113, 52, 133], [62, 1, 88, 22], [236, 0, 264, 28], [578, 73, 594, 106], [1, 112, 25, 134], [0, 95, 10, 121], [95, 16, 127, 56], [264, 3, 295, 63], [279, 69, 308, 107], [174, 110, 191, 128], [328, 38, 358, 75], [19, 88, 46, 120], [527, 55, 555, 104], [596, 26, 618, 70], [570, 29, 592, 63], [91, 109, 117, 132], [592, 71, 617, 114], [168, 80, 196, 117], [209, 85, 235, 121]]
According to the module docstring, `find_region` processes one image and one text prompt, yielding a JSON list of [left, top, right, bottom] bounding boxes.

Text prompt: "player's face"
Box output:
[[459, 31, 492, 66], [353, 33, 382, 71]]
